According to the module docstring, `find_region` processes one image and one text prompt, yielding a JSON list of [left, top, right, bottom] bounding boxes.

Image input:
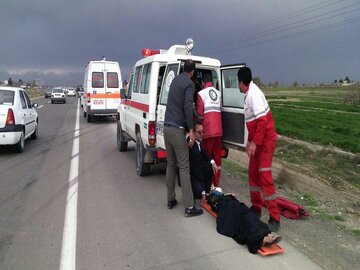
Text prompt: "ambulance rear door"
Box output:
[[156, 61, 181, 150], [220, 64, 247, 149], [105, 63, 121, 111]]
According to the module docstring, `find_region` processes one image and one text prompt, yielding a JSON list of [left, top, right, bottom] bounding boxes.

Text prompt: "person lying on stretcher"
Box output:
[[206, 188, 282, 254]]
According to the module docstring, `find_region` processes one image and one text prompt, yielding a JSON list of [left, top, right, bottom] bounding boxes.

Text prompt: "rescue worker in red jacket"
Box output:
[[237, 66, 280, 232], [196, 73, 222, 187]]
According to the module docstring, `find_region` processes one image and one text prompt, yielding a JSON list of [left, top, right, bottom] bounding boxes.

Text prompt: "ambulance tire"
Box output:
[[87, 113, 92, 122], [136, 133, 151, 176], [117, 121, 128, 152]]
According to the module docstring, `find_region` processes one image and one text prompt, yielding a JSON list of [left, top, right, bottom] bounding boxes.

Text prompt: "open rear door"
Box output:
[[156, 61, 181, 149], [220, 64, 247, 149]]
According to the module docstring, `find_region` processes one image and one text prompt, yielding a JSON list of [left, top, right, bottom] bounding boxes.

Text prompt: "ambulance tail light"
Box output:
[[86, 92, 91, 103], [6, 108, 15, 125], [142, 49, 160, 57], [148, 121, 156, 145]]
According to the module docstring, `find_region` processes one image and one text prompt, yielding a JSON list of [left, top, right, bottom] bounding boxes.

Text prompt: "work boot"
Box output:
[[184, 206, 203, 217], [250, 206, 261, 219], [167, 199, 177, 209], [268, 217, 280, 232]]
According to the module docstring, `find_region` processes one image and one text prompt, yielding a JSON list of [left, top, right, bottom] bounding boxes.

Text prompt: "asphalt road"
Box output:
[[0, 97, 323, 270]]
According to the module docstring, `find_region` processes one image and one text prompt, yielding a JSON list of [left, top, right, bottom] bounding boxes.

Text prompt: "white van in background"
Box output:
[[82, 58, 122, 122]]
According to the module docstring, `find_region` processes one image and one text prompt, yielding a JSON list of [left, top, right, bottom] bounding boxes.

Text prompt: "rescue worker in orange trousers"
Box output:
[[196, 73, 222, 187], [237, 66, 280, 232]]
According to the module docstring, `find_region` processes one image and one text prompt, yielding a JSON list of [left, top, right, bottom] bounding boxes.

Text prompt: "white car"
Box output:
[[51, 87, 66, 104], [67, 87, 76, 97], [0, 86, 39, 152]]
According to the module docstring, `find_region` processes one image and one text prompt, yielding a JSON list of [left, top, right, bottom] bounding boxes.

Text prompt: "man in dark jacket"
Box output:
[[164, 60, 203, 217], [207, 190, 282, 254], [189, 120, 219, 207]]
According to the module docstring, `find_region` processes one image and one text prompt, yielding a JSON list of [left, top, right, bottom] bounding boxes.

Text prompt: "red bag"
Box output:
[[275, 196, 310, 219]]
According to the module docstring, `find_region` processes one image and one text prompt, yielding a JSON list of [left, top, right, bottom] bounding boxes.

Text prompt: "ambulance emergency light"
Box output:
[[142, 38, 194, 57], [142, 48, 160, 57]]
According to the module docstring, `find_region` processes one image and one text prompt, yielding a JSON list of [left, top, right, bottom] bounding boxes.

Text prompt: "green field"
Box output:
[[264, 86, 360, 153]]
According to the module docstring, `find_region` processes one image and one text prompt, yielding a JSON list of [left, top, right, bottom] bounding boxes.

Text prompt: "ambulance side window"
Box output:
[[140, 64, 151, 94], [221, 69, 244, 108], [160, 63, 179, 105], [127, 73, 134, 99], [132, 66, 141, 93], [92, 72, 104, 88]]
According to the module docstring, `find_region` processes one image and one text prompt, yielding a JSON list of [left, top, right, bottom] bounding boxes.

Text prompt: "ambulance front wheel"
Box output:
[[136, 133, 151, 176], [117, 121, 128, 152]]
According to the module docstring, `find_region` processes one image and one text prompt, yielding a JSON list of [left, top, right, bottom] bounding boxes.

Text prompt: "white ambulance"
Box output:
[[82, 58, 122, 122], [117, 39, 247, 176]]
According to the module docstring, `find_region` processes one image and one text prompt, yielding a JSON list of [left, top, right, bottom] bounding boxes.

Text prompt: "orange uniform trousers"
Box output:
[[248, 139, 280, 222], [202, 136, 222, 187]]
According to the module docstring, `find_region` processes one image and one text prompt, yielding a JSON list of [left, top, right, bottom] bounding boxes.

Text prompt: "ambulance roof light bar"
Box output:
[[142, 48, 161, 57]]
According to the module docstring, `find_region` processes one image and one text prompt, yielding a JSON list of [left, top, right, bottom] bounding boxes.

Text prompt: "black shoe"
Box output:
[[167, 199, 177, 209], [250, 206, 261, 219], [184, 206, 203, 217], [268, 218, 280, 232]]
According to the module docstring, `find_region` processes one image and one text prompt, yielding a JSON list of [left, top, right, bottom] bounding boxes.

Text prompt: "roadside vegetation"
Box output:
[[264, 85, 360, 153], [26, 87, 45, 98]]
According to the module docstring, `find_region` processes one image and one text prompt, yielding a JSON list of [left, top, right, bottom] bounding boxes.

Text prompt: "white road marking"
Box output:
[[59, 100, 80, 270], [48, 101, 51, 104], [38, 105, 44, 109]]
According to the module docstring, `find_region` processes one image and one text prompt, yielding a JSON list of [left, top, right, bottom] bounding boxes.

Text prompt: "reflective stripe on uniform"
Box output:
[[204, 106, 221, 113], [259, 167, 272, 173], [245, 105, 270, 122], [264, 194, 278, 201], [250, 186, 262, 192]]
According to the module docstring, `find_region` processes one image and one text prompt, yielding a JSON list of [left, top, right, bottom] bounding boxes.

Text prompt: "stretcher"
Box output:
[[201, 199, 285, 256]]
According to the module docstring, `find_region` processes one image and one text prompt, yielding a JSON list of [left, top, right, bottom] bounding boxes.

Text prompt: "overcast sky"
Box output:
[[1, 0, 359, 86]]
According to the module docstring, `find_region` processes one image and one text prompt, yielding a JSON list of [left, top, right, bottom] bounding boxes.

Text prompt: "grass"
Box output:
[[316, 212, 346, 222], [26, 87, 44, 98], [263, 85, 360, 153], [293, 193, 318, 207], [275, 140, 360, 189], [352, 229, 360, 237], [222, 159, 248, 182]]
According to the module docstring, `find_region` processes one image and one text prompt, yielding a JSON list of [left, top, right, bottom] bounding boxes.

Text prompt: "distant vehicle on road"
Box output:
[[44, 88, 52, 98], [0, 86, 39, 152], [82, 58, 122, 122], [51, 87, 66, 104], [67, 87, 76, 97]]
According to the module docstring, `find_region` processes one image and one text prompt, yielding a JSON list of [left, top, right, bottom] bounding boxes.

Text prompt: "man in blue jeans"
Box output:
[[164, 59, 203, 217]]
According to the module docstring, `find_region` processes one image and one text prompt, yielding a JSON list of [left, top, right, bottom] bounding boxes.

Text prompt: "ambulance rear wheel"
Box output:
[[117, 121, 128, 152], [136, 133, 151, 176]]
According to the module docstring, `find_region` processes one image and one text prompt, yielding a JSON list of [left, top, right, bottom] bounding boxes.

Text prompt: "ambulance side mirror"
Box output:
[[120, 88, 127, 99]]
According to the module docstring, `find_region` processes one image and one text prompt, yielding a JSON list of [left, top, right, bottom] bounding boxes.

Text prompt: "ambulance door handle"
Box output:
[[143, 112, 146, 119]]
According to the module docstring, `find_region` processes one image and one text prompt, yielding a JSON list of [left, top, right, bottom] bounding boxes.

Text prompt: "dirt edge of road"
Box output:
[[224, 149, 360, 270]]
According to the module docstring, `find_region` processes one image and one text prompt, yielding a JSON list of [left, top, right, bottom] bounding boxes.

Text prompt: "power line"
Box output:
[[210, 15, 360, 54], [222, 4, 360, 48], [199, 1, 360, 55], [199, 0, 346, 50]]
